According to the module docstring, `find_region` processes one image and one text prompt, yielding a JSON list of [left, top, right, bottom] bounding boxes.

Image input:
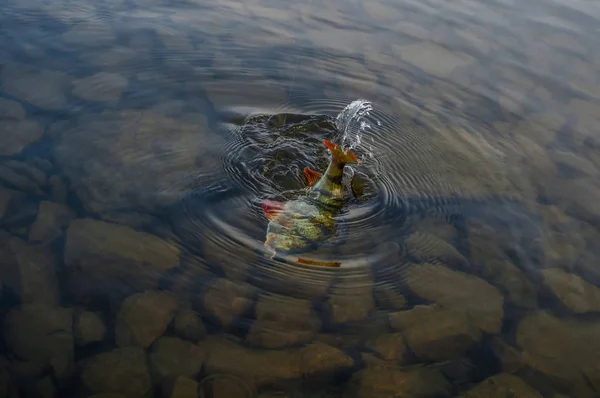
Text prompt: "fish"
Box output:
[[261, 139, 359, 267]]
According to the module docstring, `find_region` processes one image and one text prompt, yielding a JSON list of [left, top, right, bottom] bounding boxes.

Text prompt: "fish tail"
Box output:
[[323, 139, 359, 165]]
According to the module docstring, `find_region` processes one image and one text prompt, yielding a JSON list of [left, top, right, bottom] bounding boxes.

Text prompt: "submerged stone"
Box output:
[[364, 333, 408, 362], [0, 63, 70, 110], [173, 309, 206, 342], [326, 270, 374, 324], [299, 341, 354, 376], [459, 373, 542, 397], [0, 98, 26, 120], [541, 268, 600, 313], [29, 201, 75, 244], [116, 291, 179, 348], [149, 337, 206, 386], [405, 231, 469, 269], [72, 72, 128, 102], [0, 162, 45, 196], [203, 278, 255, 328], [74, 311, 106, 346], [167, 376, 198, 398]]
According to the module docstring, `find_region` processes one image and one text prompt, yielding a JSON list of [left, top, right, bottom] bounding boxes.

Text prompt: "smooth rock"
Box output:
[[74, 311, 106, 346], [64, 218, 180, 290], [201, 336, 301, 387], [29, 201, 75, 243], [62, 22, 116, 47], [0, 188, 20, 219], [345, 364, 451, 398], [459, 373, 542, 397], [168, 376, 198, 398], [403, 263, 504, 333], [173, 309, 206, 342], [541, 268, 600, 313], [373, 283, 407, 309], [203, 278, 255, 328], [149, 337, 206, 383], [116, 291, 179, 348], [405, 231, 469, 269], [35, 376, 56, 398], [490, 337, 524, 373], [299, 341, 354, 376], [4, 160, 47, 186], [72, 72, 128, 102], [4, 305, 74, 380], [0, 234, 60, 306], [1, 63, 69, 109], [389, 305, 481, 361], [327, 271, 374, 324], [364, 333, 409, 362], [546, 177, 600, 228], [0, 98, 26, 120], [517, 311, 600, 397], [0, 163, 45, 195], [207, 377, 250, 398], [48, 175, 68, 203], [81, 347, 152, 398]]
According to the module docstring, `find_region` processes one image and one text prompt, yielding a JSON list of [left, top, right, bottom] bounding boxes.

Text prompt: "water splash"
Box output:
[[335, 99, 376, 160]]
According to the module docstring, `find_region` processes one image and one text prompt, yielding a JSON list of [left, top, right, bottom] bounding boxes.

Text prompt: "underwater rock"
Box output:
[[48, 175, 68, 203], [395, 42, 474, 78], [29, 201, 75, 244], [389, 304, 481, 361], [373, 283, 407, 310], [405, 231, 469, 269], [1, 63, 70, 110], [515, 113, 564, 148], [74, 311, 106, 346], [149, 337, 206, 387], [551, 149, 598, 177], [206, 376, 250, 398], [116, 290, 179, 348], [4, 305, 74, 380], [202, 278, 256, 328], [545, 177, 600, 228], [344, 364, 451, 398], [4, 160, 47, 186], [541, 268, 600, 313], [326, 271, 374, 324], [201, 336, 301, 387], [0, 162, 45, 196], [72, 72, 128, 102], [87, 395, 128, 398], [246, 294, 321, 349], [490, 337, 525, 374], [299, 341, 354, 377], [403, 263, 504, 333], [81, 347, 152, 398], [64, 218, 180, 291], [364, 333, 408, 362], [173, 309, 206, 342], [0, 98, 26, 120], [55, 111, 222, 214], [0, 188, 19, 219], [35, 375, 56, 398], [538, 205, 587, 270], [61, 22, 116, 47], [167, 376, 198, 398], [517, 311, 600, 397], [156, 28, 194, 52], [459, 373, 542, 397], [0, 234, 60, 306]]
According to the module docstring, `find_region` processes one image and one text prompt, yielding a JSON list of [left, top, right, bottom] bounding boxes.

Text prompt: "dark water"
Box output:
[[2, 0, 600, 396]]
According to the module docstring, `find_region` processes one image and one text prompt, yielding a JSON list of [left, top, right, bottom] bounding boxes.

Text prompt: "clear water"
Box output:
[[1, 0, 600, 397]]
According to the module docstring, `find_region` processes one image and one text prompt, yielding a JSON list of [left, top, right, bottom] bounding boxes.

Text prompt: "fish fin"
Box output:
[[303, 167, 323, 186], [297, 257, 341, 268], [261, 200, 285, 220], [323, 139, 360, 165]]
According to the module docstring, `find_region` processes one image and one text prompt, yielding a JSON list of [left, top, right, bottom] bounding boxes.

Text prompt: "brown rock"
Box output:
[[167, 376, 198, 398], [459, 373, 542, 397], [403, 263, 504, 333], [74, 311, 106, 346], [149, 337, 206, 383], [490, 337, 524, 373], [364, 333, 408, 361], [35, 375, 56, 398], [72, 72, 128, 102], [327, 271, 374, 324], [173, 309, 206, 342], [116, 291, 179, 348], [299, 341, 354, 376], [405, 231, 469, 269], [203, 278, 255, 327], [0, 162, 44, 195], [0, 234, 60, 306], [1, 63, 70, 110], [345, 364, 451, 398], [48, 175, 68, 202], [4, 305, 74, 380], [541, 268, 600, 313], [373, 283, 407, 309], [28, 201, 75, 243], [81, 347, 152, 398], [64, 218, 180, 291], [207, 376, 251, 398], [389, 305, 480, 361]]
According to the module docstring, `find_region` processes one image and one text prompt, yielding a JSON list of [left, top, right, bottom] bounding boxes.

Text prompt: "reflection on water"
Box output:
[[1, 0, 600, 396]]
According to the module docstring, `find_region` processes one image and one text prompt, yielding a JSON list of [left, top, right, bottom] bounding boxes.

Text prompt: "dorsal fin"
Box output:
[[261, 200, 285, 220], [297, 257, 341, 267], [303, 167, 323, 186]]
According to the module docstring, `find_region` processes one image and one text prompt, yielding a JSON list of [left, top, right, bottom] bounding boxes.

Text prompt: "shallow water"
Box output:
[[1, 0, 600, 396]]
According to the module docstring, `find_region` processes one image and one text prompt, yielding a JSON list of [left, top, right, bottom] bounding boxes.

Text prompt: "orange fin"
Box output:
[[303, 167, 323, 186], [261, 200, 285, 220], [297, 257, 341, 267], [323, 139, 360, 165]]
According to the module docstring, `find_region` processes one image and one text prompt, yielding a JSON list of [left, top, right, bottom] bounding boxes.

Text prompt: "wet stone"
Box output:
[[29, 201, 75, 244], [116, 290, 179, 348], [538, 205, 586, 270], [0, 188, 21, 220], [207, 377, 250, 398], [64, 218, 180, 291], [4, 160, 47, 186], [405, 231, 469, 269], [149, 337, 206, 386], [459, 373, 542, 397], [202, 278, 256, 328], [364, 333, 408, 362], [35, 375, 56, 398], [327, 271, 375, 324], [80, 347, 152, 398], [72, 72, 128, 102], [74, 311, 106, 346], [167, 376, 198, 398], [48, 175, 68, 203], [299, 341, 354, 377], [173, 309, 206, 342], [490, 337, 525, 374], [389, 304, 481, 362], [403, 263, 504, 333], [4, 305, 74, 380], [541, 268, 600, 313], [373, 283, 407, 310], [546, 177, 600, 229], [345, 364, 451, 398], [0, 234, 60, 306], [0, 163, 44, 196], [1, 63, 70, 110], [0, 98, 26, 120]]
